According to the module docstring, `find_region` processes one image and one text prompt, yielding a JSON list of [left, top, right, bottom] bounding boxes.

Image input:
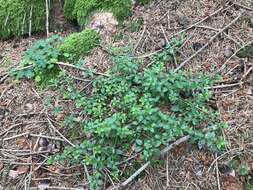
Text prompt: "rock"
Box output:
[[89, 12, 118, 34], [218, 164, 235, 176], [195, 169, 203, 177], [246, 87, 253, 96], [157, 38, 166, 49], [39, 138, 49, 147], [178, 16, 190, 28], [224, 47, 234, 58], [88, 12, 119, 43], [193, 42, 204, 51], [38, 180, 50, 190], [23, 103, 34, 112]]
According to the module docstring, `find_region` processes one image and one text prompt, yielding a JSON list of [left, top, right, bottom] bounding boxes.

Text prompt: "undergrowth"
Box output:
[[51, 38, 225, 189], [13, 33, 227, 189], [12, 35, 63, 85], [12, 29, 100, 84]]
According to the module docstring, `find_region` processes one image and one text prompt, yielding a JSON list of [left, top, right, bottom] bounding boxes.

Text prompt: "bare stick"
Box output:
[[21, 12, 26, 35], [57, 62, 110, 77], [30, 134, 64, 142], [215, 153, 221, 190], [46, 117, 75, 147], [241, 66, 252, 81], [121, 162, 150, 187], [45, 0, 49, 37], [174, 12, 244, 72], [209, 82, 244, 89], [29, 186, 83, 190], [0, 122, 22, 137], [29, 5, 33, 37], [115, 135, 191, 189], [160, 135, 190, 157], [0, 121, 47, 137], [3, 132, 29, 141], [134, 25, 146, 52], [234, 2, 253, 12]]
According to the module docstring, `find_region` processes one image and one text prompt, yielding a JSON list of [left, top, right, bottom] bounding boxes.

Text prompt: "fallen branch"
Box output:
[[112, 135, 191, 189], [57, 62, 110, 77], [0, 121, 47, 137], [46, 116, 75, 147], [208, 81, 244, 89]]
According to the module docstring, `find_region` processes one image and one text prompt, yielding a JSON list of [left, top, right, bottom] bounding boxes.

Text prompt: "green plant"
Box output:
[[50, 37, 227, 189], [246, 183, 253, 190], [12, 35, 63, 84], [238, 164, 250, 176], [236, 42, 253, 58], [0, 0, 46, 39], [60, 29, 100, 61]]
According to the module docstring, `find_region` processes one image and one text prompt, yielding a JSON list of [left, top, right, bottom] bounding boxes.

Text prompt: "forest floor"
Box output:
[[0, 0, 253, 190]]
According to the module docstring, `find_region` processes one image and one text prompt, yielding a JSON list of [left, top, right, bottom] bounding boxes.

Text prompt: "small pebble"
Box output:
[[195, 169, 203, 177], [157, 38, 166, 48], [39, 137, 49, 147], [193, 42, 204, 51], [178, 16, 190, 28], [224, 47, 234, 58], [218, 164, 235, 176], [247, 87, 253, 96], [155, 38, 166, 50], [24, 103, 34, 112]]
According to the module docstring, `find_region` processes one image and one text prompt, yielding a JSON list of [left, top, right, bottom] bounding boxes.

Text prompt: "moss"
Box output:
[[73, 0, 101, 26], [64, 0, 132, 26], [63, 0, 76, 21], [60, 29, 100, 61], [138, 0, 152, 5], [0, 0, 45, 39], [105, 0, 132, 23]]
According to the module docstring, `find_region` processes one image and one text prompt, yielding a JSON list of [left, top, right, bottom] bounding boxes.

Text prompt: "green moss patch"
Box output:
[[63, 0, 77, 21], [0, 0, 45, 39], [60, 29, 100, 61], [64, 0, 132, 26]]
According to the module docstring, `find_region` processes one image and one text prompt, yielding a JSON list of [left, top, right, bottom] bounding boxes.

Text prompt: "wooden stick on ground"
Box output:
[[112, 135, 191, 189]]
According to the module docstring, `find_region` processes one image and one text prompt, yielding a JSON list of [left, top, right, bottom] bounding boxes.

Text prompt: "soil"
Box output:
[[0, 0, 252, 189]]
